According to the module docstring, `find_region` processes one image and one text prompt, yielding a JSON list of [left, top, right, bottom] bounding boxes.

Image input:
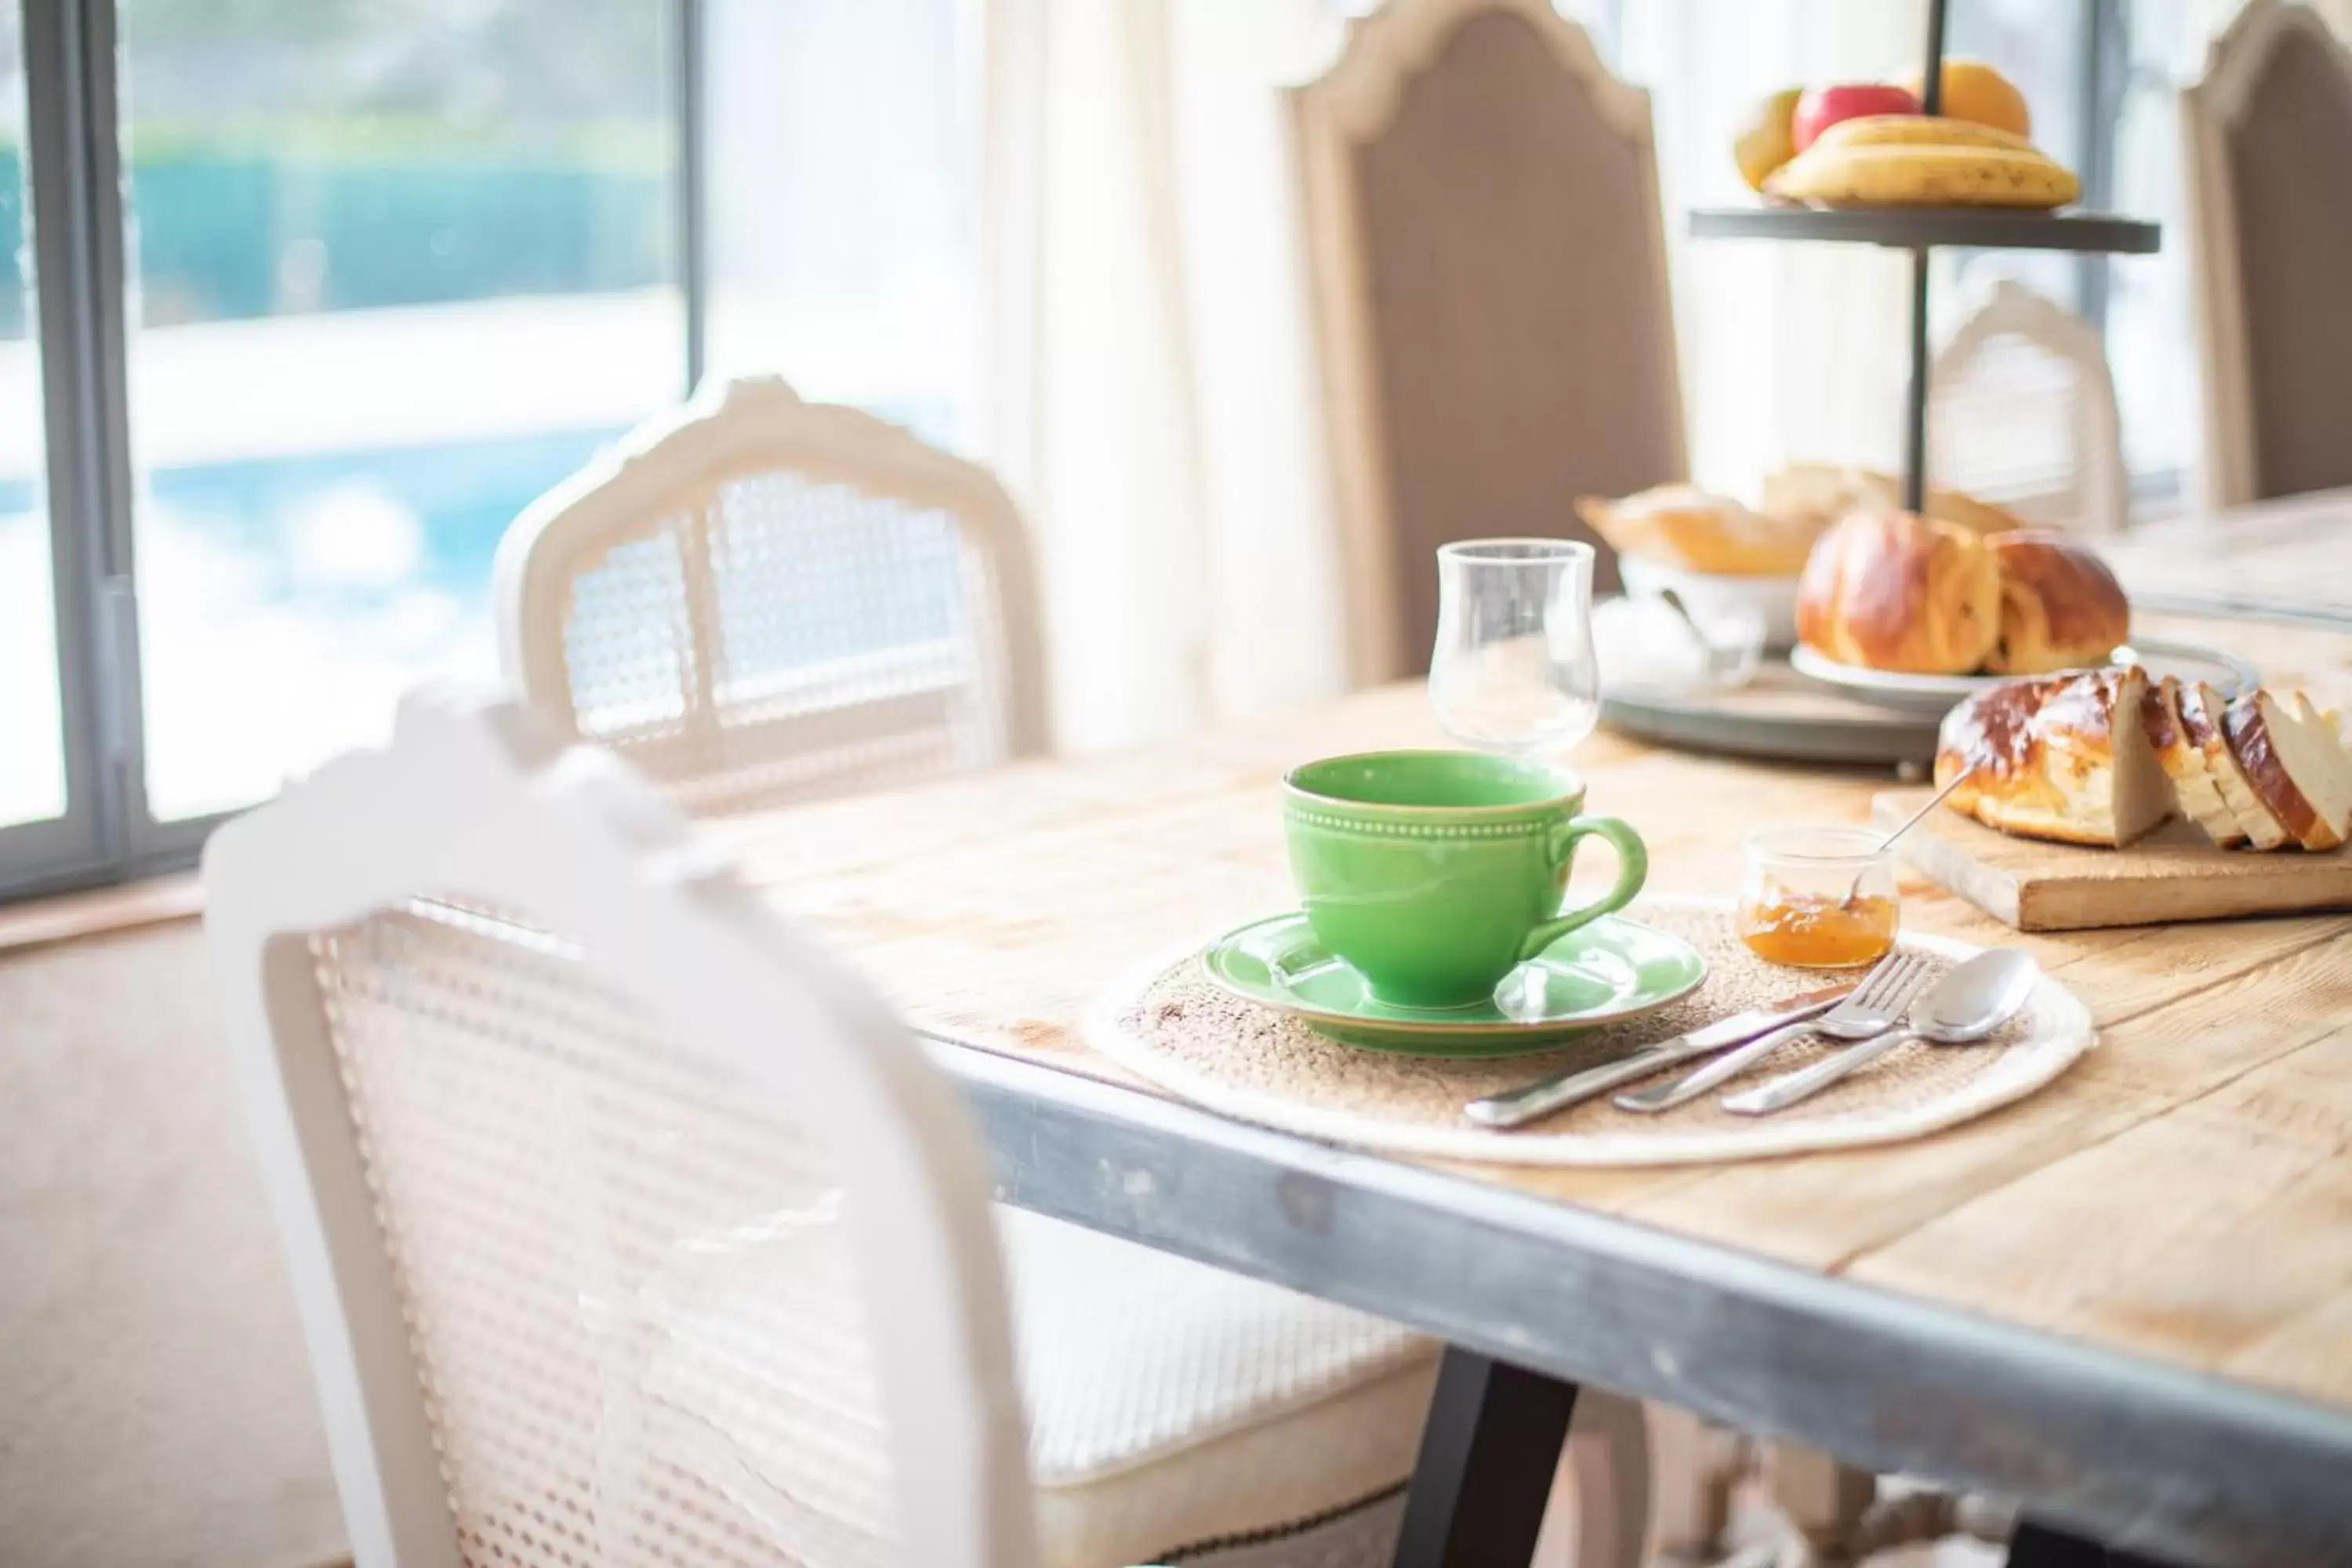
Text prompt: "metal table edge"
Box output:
[[930, 1035, 2352, 1568]]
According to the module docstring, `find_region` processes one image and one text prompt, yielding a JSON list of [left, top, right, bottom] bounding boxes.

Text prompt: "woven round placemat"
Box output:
[[1082, 895, 2094, 1166]]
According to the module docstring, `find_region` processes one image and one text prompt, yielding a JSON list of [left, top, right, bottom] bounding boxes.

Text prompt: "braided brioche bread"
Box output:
[[1795, 511, 2001, 673], [1934, 666, 2173, 847], [1798, 515, 2126, 676], [1983, 532, 2131, 674]]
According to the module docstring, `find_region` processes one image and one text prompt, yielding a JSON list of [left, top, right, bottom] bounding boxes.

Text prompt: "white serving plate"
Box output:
[[1788, 638, 2263, 719]]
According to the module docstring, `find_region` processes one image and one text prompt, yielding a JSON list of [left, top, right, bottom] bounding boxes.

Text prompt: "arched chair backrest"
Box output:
[[494, 378, 1051, 816], [2183, 0, 2352, 506], [1291, 0, 1686, 682], [202, 690, 1038, 1568], [1928, 278, 2128, 535]]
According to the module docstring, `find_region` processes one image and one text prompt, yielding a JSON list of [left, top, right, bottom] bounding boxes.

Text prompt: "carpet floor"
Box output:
[[0, 920, 344, 1568]]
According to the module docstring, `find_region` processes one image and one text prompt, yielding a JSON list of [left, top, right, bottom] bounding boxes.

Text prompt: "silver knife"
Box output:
[[1462, 983, 1857, 1130]]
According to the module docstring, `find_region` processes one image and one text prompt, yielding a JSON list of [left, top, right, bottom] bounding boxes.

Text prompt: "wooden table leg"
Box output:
[[1530, 1388, 1653, 1568], [1392, 1346, 1579, 1568], [1762, 1443, 1875, 1559], [1642, 1403, 1740, 1562]]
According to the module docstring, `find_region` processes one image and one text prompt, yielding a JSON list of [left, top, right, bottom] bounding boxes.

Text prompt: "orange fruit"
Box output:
[[1898, 59, 2031, 140]]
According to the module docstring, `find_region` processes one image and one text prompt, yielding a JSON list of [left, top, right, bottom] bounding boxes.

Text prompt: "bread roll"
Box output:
[[1923, 485, 2031, 538], [1795, 510, 2001, 674], [1573, 486, 1817, 576], [1983, 532, 2132, 674], [1935, 667, 2175, 847], [1762, 463, 2025, 537]]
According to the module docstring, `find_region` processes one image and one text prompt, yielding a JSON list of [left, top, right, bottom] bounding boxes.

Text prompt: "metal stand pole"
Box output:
[[1902, 0, 1951, 515], [1900, 245, 1933, 514]]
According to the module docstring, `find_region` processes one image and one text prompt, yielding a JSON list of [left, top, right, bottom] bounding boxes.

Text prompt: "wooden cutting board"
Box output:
[[1871, 789, 2352, 931]]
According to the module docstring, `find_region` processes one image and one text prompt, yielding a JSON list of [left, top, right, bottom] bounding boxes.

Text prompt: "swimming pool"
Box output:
[[1, 400, 965, 823]]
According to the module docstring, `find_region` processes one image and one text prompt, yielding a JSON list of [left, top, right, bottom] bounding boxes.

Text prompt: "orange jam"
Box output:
[[1737, 892, 1899, 968]]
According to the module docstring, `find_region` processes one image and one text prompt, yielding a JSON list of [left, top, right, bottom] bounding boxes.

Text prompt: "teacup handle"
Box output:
[[1516, 815, 1649, 963]]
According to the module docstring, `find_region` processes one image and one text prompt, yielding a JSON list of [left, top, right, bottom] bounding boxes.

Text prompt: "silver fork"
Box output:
[[1613, 951, 1934, 1114]]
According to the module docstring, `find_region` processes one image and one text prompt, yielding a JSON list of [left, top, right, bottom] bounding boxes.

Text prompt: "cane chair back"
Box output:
[[2184, 0, 2352, 506], [495, 379, 1050, 815], [1292, 0, 1686, 681], [204, 692, 1036, 1568], [1929, 278, 2128, 535]]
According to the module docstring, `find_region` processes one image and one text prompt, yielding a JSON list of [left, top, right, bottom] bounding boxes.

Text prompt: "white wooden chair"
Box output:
[[1291, 0, 1686, 681], [2183, 0, 2352, 508], [205, 689, 1440, 1567], [494, 377, 1051, 815], [1928, 278, 2128, 535]]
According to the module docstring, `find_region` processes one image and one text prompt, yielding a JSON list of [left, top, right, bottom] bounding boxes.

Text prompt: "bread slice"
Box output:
[[2142, 674, 2245, 847], [2281, 691, 2352, 841], [2290, 691, 2350, 765], [2178, 681, 2292, 850], [2096, 666, 2181, 848], [2225, 690, 2348, 851]]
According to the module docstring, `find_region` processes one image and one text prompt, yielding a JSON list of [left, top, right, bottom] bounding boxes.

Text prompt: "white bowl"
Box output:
[[1618, 556, 1802, 650]]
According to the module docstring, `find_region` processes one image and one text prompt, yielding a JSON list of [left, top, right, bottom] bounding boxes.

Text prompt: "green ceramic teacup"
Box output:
[[1281, 750, 1647, 1010]]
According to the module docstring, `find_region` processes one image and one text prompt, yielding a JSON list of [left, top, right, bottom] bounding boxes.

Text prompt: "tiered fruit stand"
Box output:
[[1691, 0, 2159, 515], [1601, 0, 2161, 767]]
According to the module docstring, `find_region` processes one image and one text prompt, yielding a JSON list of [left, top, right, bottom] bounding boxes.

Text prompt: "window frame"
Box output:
[[5, 0, 131, 897], [0, 0, 705, 901]]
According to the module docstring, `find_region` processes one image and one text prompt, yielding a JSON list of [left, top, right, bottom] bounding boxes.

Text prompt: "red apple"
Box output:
[[1791, 83, 1923, 152]]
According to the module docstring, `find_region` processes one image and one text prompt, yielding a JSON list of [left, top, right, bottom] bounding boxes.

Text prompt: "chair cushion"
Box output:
[[1000, 1210, 1436, 1568]]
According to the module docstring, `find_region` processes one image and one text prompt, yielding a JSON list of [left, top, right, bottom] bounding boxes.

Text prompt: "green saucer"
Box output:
[[1200, 911, 1708, 1057]]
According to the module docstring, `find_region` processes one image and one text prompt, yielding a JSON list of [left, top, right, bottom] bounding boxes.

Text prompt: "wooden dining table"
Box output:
[[717, 582, 2352, 1568], [2098, 488, 2352, 631]]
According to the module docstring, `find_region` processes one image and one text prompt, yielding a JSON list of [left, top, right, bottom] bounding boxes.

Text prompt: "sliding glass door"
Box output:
[[118, 0, 685, 826], [0, 0, 979, 900], [0, 0, 691, 895], [2, 0, 115, 894], [0, 9, 64, 840]]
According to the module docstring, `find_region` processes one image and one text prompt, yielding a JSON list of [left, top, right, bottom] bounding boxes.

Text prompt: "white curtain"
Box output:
[[984, 0, 1352, 753]]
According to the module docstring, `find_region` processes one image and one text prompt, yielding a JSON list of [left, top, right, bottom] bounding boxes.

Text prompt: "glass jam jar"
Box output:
[[1737, 826, 1899, 969]]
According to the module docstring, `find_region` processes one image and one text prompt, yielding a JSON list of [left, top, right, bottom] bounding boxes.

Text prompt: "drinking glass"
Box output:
[[1429, 539, 1600, 755]]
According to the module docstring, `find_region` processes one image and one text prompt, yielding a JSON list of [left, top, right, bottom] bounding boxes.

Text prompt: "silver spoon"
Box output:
[[1835, 768, 1969, 912], [1719, 948, 2039, 1116], [1655, 587, 1748, 685]]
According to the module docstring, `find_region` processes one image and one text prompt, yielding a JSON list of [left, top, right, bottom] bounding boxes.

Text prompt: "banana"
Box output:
[[1765, 143, 2081, 209], [1809, 114, 2039, 154]]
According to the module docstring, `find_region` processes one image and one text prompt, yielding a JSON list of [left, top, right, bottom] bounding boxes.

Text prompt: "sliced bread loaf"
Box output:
[[1936, 666, 2174, 847]]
